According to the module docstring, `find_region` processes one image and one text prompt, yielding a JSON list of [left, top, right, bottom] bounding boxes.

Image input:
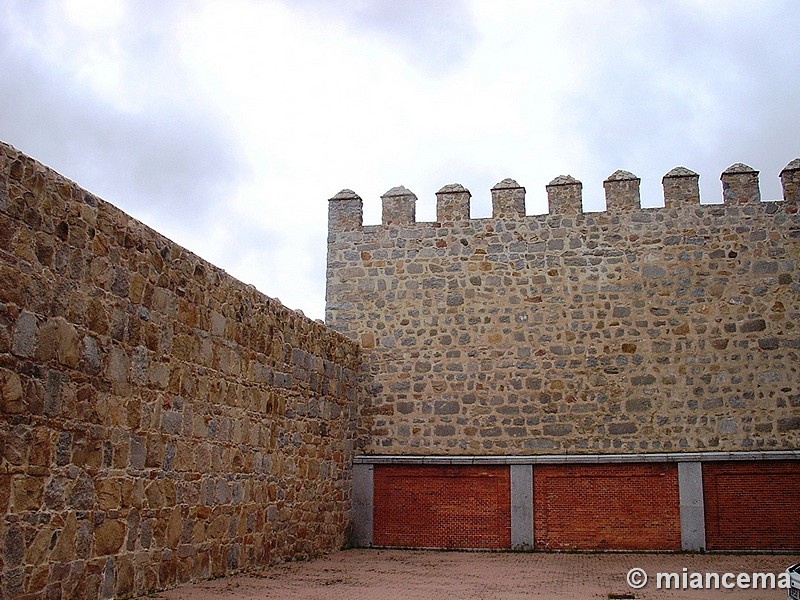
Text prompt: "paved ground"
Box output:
[[140, 549, 799, 599]]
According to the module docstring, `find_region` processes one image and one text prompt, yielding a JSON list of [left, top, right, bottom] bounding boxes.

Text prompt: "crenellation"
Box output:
[[327, 157, 800, 458], [381, 185, 416, 226], [603, 170, 641, 212], [491, 178, 526, 219], [328, 189, 363, 232], [721, 163, 761, 205], [328, 165, 795, 234], [546, 175, 583, 215], [436, 183, 471, 222], [662, 166, 700, 207], [781, 158, 800, 204]]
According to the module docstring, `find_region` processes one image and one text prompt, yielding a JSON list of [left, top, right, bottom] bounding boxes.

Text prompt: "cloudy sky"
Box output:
[[1, 0, 798, 320]]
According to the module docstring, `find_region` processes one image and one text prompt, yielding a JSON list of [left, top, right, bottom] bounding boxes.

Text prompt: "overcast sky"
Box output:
[[2, 0, 798, 320]]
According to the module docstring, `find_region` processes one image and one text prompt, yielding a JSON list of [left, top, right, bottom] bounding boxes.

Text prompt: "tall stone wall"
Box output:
[[326, 161, 800, 455], [0, 141, 361, 599]]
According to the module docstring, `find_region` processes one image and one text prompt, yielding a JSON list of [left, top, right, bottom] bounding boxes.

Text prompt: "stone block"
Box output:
[[95, 519, 126, 555], [543, 423, 573, 436], [740, 319, 766, 333], [12, 475, 43, 510], [433, 400, 459, 415], [68, 472, 95, 510], [608, 422, 638, 435], [0, 367, 24, 413], [11, 310, 37, 357]]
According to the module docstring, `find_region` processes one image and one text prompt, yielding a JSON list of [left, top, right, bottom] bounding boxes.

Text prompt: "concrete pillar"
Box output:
[[351, 463, 374, 547], [510, 464, 534, 550], [678, 461, 706, 551]]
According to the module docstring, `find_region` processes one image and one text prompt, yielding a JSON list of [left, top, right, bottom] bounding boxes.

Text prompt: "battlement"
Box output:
[[328, 160, 800, 230], [326, 155, 800, 457]]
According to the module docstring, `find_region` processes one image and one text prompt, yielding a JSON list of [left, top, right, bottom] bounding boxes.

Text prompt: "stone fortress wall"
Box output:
[[1, 136, 798, 597], [0, 141, 361, 599], [326, 161, 800, 456]]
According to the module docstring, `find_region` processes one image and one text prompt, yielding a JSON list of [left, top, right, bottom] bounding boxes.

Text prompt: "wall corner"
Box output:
[[328, 189, 363, 232]]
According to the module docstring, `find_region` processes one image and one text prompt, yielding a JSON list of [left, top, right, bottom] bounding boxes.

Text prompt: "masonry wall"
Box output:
[[327, 162, 800, 455], [0, 142, 361, 599]]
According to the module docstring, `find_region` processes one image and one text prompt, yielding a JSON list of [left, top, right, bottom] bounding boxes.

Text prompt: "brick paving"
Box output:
[[143, 549, 799, 599]]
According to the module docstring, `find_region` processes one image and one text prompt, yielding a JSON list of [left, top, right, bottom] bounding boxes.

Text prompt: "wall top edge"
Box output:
[[1, 139, 361, 353], [353, 451, 800, 465], [328, 159, 800, 204], [327, 158, 800, 228]]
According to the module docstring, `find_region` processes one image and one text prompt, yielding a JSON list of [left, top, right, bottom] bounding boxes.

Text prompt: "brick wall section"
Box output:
[[326, 165, 800, 455], [373, 465, 511, 549], [703, 460, 800, 550], [533, 464, 681, 550], [0, 142, 361, 599]]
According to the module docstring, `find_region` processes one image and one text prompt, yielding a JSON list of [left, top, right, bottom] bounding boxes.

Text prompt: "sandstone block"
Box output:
[[12, 475, 43, 511], [94, 519, 125, 556], [0, 366, 24, 413]]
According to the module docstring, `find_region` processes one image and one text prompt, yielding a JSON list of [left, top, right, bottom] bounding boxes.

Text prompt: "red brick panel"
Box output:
[[373, 465, 511, 549], [703, 460, 800, 551], [534, 463, 681, 551]]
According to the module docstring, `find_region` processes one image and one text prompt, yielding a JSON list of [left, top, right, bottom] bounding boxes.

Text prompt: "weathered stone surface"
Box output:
[[436, 183, 471, 222], [328, 189, 363, 231], [491, 178, 526, 218], [0, 366, 24, 413], [327, 166, 799, 456], [546, 175, 583, 214], [94, 519, 125, 555], [12, 475, 43, 510], [381, 186, 416, 225], [11, 310, 37, 357], [0, 140, 362, 599]]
